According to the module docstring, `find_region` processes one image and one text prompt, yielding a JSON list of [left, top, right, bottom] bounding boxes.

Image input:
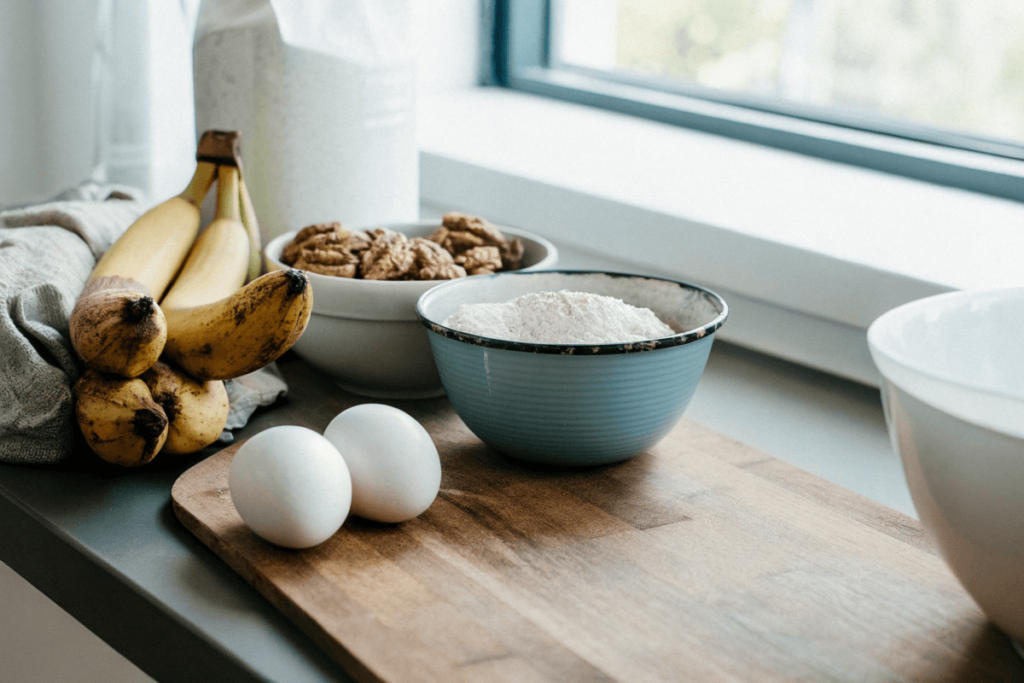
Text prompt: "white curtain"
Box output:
[[0, 0, 200, 206]]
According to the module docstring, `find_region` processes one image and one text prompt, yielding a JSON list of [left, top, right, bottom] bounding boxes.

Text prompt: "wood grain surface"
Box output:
[[172, 363, 1023, 683]]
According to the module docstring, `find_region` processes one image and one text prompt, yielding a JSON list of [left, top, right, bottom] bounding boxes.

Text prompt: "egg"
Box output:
[[228, 425, 352, 549], [324, 404, 441, 523]]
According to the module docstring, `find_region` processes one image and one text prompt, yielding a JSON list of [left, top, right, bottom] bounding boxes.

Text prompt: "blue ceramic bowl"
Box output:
[[416, 271, 728, 466]]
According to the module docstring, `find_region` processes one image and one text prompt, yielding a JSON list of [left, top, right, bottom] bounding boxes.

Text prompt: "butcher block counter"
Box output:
[[1, 348, 1021, 682]]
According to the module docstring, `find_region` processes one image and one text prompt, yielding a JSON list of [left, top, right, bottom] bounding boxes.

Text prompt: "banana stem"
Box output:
[[216, 166, 241, 222], [180, 161, 218, 206]]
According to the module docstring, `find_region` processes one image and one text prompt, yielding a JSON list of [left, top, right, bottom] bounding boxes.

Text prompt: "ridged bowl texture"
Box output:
[[417, 271, 728, 466]]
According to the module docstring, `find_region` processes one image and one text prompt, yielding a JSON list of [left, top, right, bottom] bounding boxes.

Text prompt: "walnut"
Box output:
[[361, 229, 417, 280], [293, 221, 342, 244], [455, 246, 502, 275], [280, 222, 343, 265], [500, 236, 524, 271], [281, 222, 372, 278], [293, 257, 358, 278], [429, 212, 524, 272], [440, 211, 507, 244], [409, 239, 467, 280]]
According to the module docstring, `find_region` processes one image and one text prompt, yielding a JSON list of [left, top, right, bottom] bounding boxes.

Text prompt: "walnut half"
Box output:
[[429, 212, 524, 272], [281, 222, 371, 278], [455, 246, 502, 275]]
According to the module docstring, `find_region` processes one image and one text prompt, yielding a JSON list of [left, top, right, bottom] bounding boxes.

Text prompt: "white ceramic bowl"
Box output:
[[867, 286, 1024, 649], [265, 220, 558, 398]]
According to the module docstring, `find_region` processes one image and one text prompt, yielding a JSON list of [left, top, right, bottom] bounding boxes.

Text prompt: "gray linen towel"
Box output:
[[220, 364, 289, 443], [0, 183, 286, 465]]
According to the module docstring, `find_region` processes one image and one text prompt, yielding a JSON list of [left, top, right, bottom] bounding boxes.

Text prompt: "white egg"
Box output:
[[324, 404, 441, 524], [228, 425, 352, 549]]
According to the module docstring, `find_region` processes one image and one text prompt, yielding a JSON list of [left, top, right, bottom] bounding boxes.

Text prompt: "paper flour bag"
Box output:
[[193, 0, 418, 243]]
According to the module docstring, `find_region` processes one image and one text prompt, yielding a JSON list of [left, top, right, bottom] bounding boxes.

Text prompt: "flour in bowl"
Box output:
[[442, 290, 676, 344]]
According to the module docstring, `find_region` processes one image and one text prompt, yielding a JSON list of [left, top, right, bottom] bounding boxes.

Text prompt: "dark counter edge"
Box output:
[[0, 484, 279, 683], [0, 352, 362, 683]]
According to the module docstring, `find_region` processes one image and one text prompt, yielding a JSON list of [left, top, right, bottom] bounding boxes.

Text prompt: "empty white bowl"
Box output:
[[867, 286, 1024, 648], [265, 220, 558, 398]]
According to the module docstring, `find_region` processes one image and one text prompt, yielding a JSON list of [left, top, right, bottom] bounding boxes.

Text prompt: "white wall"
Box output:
[[0, 1, 41, 202], [0, 0, 481, 208], [412, 0, 482, 98], [0, 0, 99, 205], [0, 0, 204, 206]]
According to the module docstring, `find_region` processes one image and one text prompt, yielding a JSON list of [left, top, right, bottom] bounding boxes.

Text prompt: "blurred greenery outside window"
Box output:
[[494, 0, 1024, 202]]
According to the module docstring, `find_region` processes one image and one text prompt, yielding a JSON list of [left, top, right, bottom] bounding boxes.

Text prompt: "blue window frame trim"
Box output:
[[490, 0, 1024, 203]]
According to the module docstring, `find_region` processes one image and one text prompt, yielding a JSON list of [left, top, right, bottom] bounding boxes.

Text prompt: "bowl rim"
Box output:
[[415, 269, 728, 355], [867, 285, 1024, 404]]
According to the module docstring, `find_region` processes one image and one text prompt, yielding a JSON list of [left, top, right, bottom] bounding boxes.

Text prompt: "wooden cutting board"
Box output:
[[171, 407, 1022, 683]]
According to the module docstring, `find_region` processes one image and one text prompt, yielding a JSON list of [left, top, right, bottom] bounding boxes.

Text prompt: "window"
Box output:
[[421, 3, 1024, 384], [492, 0, 1024, 202]]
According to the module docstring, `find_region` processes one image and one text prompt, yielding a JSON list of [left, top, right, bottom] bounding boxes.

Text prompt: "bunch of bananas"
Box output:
[[70, 131, 313, 467]]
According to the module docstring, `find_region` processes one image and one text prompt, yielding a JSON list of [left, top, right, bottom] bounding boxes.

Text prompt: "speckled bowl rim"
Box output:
[[416, 270, 728, 355]]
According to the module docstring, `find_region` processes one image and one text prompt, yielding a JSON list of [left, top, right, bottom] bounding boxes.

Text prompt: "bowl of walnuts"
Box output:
[[265, 213, 558, 398]]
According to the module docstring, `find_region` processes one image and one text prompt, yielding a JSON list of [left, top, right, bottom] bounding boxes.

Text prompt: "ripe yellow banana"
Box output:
[[238, 176, 263, 283], [70, 160, 217, 376], [162, 268, 312, 381], [75, 369, 168, 467], [142, 361, 229, 455], [91, 161, 216, 298], [160, 165, 250, 312]]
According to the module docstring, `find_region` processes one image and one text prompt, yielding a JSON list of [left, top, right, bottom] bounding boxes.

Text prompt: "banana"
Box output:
[[238, 176, 263, 282], [159, 165, 250, 313], [90, 161, 216, 297], [70, 160, 217, 376], [162, 268, 312, 381], [69, 289, 167, 377], [75, 369, 168, 467], [142, 361, 229, 455]]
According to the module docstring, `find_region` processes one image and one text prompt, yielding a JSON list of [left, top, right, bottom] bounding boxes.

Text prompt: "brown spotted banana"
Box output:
[[141, 361, 230, 455], [161, 268, 312, 381], [69, 160, 217, 377], [74, 369, 168, 466]]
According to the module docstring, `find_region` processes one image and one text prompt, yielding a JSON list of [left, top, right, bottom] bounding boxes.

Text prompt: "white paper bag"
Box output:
[[193, 0, 418, 243]]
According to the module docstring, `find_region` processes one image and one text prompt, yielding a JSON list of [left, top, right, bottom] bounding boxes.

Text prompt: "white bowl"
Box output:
[[867, 286, 1024, 648], [265, 220, 558, 398]]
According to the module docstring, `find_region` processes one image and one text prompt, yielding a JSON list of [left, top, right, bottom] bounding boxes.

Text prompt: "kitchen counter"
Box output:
[[0, 228, 950, 682], [3, 210, 1019, 679], [1, 341, 1008, 683], [0, 353, 355, 683]]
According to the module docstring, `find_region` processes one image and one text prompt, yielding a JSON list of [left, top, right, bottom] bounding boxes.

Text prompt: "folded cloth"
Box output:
[[218, 363, 290, 443], [0, 183, 287, 465]]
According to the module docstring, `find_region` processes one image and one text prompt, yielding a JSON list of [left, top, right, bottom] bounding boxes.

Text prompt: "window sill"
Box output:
[[417, 87, 1024, 386]]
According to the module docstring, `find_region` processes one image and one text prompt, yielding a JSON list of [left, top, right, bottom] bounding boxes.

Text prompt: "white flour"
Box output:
[[443, 290, 676, 344]]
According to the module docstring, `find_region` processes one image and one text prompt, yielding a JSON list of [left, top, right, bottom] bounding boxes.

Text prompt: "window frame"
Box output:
[[490, 0, 1024, 203]]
